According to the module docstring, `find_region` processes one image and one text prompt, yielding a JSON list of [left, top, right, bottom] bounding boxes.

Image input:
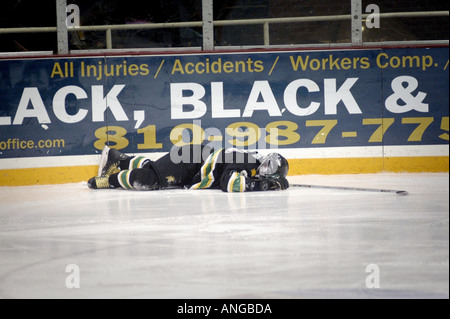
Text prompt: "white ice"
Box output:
[[0, 173, 448, 299]]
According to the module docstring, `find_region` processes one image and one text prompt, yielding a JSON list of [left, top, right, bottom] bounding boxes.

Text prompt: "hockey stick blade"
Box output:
[[292, 184, 408, 196]]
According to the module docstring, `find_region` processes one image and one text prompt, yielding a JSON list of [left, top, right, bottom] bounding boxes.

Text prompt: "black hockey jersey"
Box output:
[[152, 145, 261, 192]]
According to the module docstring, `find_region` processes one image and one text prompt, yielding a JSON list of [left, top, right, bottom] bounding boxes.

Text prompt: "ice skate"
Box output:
[[98, 146, 130, 177], [87, 176, 111, 189]]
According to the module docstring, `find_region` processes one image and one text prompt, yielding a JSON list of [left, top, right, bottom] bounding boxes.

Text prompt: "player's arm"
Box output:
[[221, 171, 248, 193], [220, 170, 288, 193]]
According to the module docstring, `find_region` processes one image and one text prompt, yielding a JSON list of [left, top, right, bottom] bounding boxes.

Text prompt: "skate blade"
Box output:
[[97, 145, 111, 176]]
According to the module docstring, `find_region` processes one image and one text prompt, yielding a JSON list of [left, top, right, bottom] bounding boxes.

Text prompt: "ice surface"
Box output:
[[0, 173, 448, 299]]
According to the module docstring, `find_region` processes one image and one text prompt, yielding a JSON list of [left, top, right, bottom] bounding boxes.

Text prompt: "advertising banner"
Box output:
[[0, 47, 448, 162]]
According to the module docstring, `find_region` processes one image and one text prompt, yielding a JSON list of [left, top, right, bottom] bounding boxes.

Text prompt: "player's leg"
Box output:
[[110, 168, 160, 190], [88, 144, 211, 190], [88, 167, 160, 190], [88, 146, 155, 190], [98, 146, 153, 176]]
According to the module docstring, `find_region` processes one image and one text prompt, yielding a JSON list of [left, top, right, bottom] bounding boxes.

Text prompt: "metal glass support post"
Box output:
[[202, 0, 214, 51], [263, 22, 270, 46], [106, 29, 113, 49], [351, 0, 363, 46], [56, 0, 69, 54]]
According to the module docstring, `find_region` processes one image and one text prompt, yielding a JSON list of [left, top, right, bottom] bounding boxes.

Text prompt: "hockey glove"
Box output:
[[259, 175, 289, 191]]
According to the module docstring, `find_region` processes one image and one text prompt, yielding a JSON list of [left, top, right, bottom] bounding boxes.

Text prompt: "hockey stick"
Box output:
[[292, 184, 408, 195]]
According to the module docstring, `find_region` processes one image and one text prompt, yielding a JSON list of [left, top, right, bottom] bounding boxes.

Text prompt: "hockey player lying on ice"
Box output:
[[88, 145, 289, 193]]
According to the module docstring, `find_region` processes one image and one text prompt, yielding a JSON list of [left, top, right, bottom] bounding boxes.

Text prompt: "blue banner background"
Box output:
[[0, 47, 448, 159]]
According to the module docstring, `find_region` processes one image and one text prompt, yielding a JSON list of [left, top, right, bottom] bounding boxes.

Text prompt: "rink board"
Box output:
[[0, 46, 449, 185], [0, 146, 448, 186]]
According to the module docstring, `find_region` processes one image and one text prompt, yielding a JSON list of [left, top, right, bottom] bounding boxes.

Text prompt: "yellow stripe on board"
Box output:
[[0, 156, 448, 187], [288, 156, 449, 175], [383, 157, 449, 173], [0, 165, 98, 187]]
